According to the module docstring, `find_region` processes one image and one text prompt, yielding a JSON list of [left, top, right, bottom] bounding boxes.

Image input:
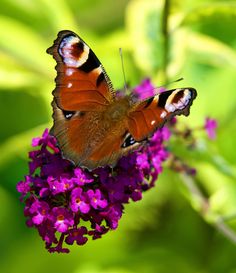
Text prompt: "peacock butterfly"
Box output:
[[47, 30, 197, 170]]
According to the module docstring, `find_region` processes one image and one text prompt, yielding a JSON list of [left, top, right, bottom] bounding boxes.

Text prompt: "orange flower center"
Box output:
[[57, 214, 64, 221]]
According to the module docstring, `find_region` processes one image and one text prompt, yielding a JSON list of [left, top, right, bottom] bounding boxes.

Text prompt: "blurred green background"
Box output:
[[1, 0, 236, 272]]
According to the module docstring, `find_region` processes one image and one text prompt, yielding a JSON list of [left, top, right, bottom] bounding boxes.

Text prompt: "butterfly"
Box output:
[[47, 30, 197, 170]]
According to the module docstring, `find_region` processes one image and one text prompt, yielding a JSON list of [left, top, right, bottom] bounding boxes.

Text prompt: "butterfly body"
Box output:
[[48, 30, 197, 170]]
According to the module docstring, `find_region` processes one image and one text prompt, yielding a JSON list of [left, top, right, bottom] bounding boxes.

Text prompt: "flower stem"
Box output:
[[180, 173, 236, 245], [162, 0, 170, 83]]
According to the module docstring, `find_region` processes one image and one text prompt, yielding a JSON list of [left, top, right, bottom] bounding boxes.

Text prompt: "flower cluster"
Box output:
[[17, 79, 217, 253], [17, 126, 170, 253]]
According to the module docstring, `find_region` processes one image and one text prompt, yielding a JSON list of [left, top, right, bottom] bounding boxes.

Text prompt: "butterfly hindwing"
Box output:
[[127, 88, 197, 141]]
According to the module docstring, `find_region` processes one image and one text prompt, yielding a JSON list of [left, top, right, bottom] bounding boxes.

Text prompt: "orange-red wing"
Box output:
[[51, 100, 141, 170], [47, 30, 114, 111], [128, 88, 197, 141]]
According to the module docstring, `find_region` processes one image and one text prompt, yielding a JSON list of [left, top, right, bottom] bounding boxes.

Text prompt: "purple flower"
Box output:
[[133, 78, 166, 100], [105, 178, 127, 203], [100, 205, 123, 230], [133, 78, 155, 100], [131, 189, 142, 201], [16, 176, 31, 200], [51, 207, 74, 233], [152, 155, 164, 174], [38, 219, 58, 245], [32, 128, 59, 153], [70, 188, 90, 213], [47, 176, 74, 195], [88, 224, 109, 240], [73, 168, 94, 185], [161, 127, 171, 141], [65, 226, 88, 245], [87, 189, 108, 209], [204, 117, 218, 139], [136, 153, 150, 170], [169, 117, 177, 125], [158, 87, 166, 93], [29, 200, 50, 225]]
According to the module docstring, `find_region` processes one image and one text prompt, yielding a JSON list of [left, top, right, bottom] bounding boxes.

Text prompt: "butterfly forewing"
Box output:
[[47, 30, 115, 111], [47, 30, 117, 169], [128, 88, 197, 141]]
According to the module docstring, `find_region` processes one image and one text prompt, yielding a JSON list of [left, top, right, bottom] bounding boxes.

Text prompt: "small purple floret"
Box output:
[[65, 226, 88, 245], [204, 117, 218, 139], [51, 207, 74, 233], [133, 78, 166, 100], [70, 188, 90, 213], [87, 189, 108, 209], [133, 78, 155, 99]]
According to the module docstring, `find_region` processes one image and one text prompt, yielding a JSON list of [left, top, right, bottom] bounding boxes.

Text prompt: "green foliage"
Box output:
[[1, 0, 236, 272]]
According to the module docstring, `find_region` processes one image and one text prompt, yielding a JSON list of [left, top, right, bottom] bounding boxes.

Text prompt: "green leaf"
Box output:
[[180, 2, 236, 44], [37, 0, 78, 32], [126, 0, 165, 75], [181, 2, 236, 26], [187, 31, 236, 69], [94, 30, 141, 88], [0, 123, 49, 171], [0, 88, 51, 142], [0, 69, 43, 89], [0, 16, 51, 76], [0, 52, 45, 89]]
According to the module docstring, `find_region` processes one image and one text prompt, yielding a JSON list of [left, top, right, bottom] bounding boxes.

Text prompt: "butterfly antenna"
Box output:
[[151, 77, 184, 94], [130, 77, 185, 104], [119, 48, 128, 93], [159, 77, 184, 89]]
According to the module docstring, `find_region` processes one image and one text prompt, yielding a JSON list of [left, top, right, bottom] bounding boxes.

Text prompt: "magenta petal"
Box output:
[[32, 137, 41, 147], [16, 180, 30, 195], [55, 222, 68, 233], [79, 202, 90, 213], [32, 214, 44, 225], [204, 117, 218, 139], [133, 78, 155, 99]]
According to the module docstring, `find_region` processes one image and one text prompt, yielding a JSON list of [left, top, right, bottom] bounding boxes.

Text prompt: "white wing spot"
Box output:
[[65, 68, 74, 76], [160, 111, 167, 118], [151, 120, 156, 125]]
